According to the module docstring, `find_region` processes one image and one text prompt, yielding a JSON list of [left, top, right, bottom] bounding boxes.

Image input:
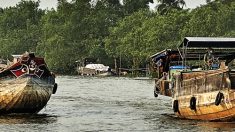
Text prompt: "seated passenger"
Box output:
[[155, 58, 164, 77], [204, 47, 215, 70]]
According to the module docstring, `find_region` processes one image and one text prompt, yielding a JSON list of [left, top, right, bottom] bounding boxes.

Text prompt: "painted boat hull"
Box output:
[[172, 68, 235, 121], [174, 89, 235, 121], [0, 53, 56, 114], [0, 76, 54, 114]]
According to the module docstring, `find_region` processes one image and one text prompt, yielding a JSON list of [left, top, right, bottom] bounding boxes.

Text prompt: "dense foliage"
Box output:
[[0, 0, 234, 74]]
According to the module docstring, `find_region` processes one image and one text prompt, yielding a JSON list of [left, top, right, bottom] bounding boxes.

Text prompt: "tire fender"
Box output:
[[215, 92, 224, 106], [53, 83, 58, 94], [190, 97, 196, 110], [173, 100, 179, 113]]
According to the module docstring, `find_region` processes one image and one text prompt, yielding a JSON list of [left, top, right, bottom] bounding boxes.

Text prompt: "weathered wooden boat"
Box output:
[[0, 52, 57, 114], [151, 37, 235, 121]]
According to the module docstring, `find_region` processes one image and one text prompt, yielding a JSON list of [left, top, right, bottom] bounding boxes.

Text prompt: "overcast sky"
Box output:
[[0, 0, 207, 9]]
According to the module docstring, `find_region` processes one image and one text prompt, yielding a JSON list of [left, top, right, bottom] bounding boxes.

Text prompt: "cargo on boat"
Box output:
[[151, 37, 235, 121], [0, 52, 57, 114], [76, 58, 116, 76]]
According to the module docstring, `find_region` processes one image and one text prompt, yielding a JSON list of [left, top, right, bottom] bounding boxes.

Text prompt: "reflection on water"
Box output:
[[198, 121, 235, 131], [0, 76, 234, 131], [0, 114, 57, 124]]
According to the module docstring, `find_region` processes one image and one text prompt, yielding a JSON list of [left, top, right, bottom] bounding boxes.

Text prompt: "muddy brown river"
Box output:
[[0, 76, 234, 131]]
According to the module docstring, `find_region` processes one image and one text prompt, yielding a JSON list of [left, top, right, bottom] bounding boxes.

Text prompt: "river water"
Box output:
[[0, 76, 235, 131]]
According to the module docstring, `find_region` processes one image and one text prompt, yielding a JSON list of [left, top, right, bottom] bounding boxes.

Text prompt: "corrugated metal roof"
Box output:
[[180, 37, 235, 48], [185, 37, 235, 42], [150, 49, 170, 58]]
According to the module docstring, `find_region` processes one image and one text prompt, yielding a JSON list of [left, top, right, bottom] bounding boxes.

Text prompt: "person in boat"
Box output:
[[155, 72, 168, 95], [204, 47, 215, 70], [156, 58, 163, 67], [155, 58, 164, 78], [170, 73, 175, 89]]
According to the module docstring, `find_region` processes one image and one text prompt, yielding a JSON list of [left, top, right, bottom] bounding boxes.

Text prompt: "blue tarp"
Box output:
[[170, 65, 189, 69]]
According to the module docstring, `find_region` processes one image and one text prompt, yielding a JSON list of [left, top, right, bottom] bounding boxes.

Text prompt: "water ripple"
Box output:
[[0, 76, 234, 131]]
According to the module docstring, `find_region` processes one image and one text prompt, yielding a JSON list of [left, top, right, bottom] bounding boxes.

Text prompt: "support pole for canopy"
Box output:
[[182, 41, 189, 71]]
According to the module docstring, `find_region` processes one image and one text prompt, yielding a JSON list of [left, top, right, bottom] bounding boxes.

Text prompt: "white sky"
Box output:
[[185, 0, 207, 8], [0, 0, 207, 9], [149, 0, 207, 11]]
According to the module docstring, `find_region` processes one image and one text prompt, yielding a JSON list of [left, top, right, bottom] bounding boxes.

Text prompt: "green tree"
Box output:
[[156, 0, 185, 14], [105, 9, 154, 72], [105, 9, 190, 74], [181, 1, 235, 37], [0, 0, 44, 58], [123, 0, 153, 14]]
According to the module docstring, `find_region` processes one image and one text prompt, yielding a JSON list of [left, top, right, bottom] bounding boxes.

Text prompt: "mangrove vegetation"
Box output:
[[0, 0, 234, 74]]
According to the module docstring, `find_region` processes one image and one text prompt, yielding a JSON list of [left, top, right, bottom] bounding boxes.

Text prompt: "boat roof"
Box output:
[[150, 49, 172, 59], [150, 49, 181, 61], [151, 48, 235, 62], [151, 37, 235, 62], [180, 37, 235, 48]]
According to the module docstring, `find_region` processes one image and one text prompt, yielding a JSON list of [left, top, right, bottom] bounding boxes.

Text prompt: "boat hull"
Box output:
[[0, 76, 54, 114], [171, 67, 235, 121], [174, 88, 235, 121]]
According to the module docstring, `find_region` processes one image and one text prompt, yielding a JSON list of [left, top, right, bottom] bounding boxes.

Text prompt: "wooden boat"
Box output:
[[77, 63, 116, 76], [0, 52, 57, 114], [151, 37, 235, 121]]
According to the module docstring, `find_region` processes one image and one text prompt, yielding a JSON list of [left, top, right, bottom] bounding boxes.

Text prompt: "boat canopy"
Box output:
[[150, 48, 210, 62], [151, 37, 235, 71], [150, 49, 180, 62], [150, 49, 169, 60], [178, 37, 235, 61], [180, 37, 235, 48], [151, 49, 235, 62]]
